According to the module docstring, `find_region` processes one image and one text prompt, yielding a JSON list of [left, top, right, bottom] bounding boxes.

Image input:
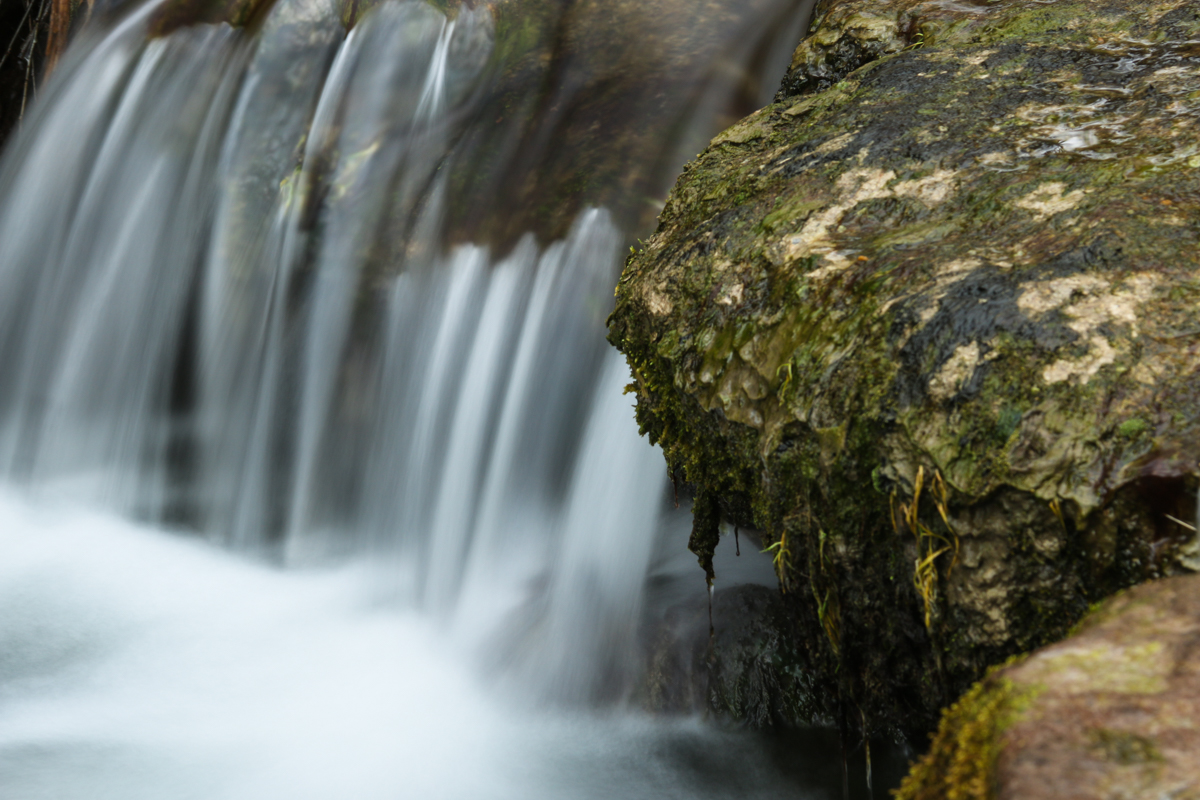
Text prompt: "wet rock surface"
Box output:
[[147, 0, 810, 252], [899, 573, 1200, 800], [774, 0, 1096, 100], [609, 0, 1200, 737], [641, 583, 822, 728], [436, 0, 814, 250]]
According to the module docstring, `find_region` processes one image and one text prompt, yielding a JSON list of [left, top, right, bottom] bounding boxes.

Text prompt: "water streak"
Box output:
[[0, 0, 832, 794]]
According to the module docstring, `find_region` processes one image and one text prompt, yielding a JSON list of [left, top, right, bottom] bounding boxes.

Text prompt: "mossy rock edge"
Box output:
[[609, 0, 1200, 739], [900, 573, 1200, 799]]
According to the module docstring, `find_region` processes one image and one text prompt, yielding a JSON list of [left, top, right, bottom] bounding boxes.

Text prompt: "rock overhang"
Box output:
[[609, 0, 1200, 737]]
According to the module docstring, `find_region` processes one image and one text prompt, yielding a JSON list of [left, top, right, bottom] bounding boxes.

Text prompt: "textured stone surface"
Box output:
[[438, 0, 811, 249], [609, 0, 1200, 737], [775, 0, 1087, 100], [641, 583, 821, 728], [899, 574, 1200, 800]]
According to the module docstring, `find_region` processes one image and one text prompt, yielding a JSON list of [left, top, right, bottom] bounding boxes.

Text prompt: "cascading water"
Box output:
[[0, 0, 905, 796]]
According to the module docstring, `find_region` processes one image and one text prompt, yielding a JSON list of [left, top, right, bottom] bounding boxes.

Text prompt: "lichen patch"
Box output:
[[717, 282, 744, 306], [784, 167, 896, 260], [929, 341, 983, 401], [645, 282, 673, 316], [1015, 182, 1087, 220], [811, 131, 856, 157], [806, 250, 860, 281], [1029, 274, 1157, 383], [893, 168, 959, 207], [1061, 276, 1156, 335], [963, 49, 998, 66], [1043, 334, 1117, 384], [1017, 275, 1109, 315]]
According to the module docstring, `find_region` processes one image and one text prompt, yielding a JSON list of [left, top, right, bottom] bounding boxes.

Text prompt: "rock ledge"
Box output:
[[610, 0, 1200, 736]]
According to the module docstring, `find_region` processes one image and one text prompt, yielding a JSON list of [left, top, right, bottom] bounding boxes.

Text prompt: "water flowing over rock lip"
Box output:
[[0, 1, 881, 795], [25, 0, 817, 251]]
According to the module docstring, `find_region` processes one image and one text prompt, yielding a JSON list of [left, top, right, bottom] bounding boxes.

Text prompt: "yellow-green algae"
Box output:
[[895, 662, 1041, 800]]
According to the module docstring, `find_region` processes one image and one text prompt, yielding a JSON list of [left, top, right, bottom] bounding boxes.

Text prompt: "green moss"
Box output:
[[979, 4, 1097, 44], [759, 198, 824, 235], [1118, 418, 1152, 438], [1088, 728, 1164, 765], [896, 668, 1041, 800]]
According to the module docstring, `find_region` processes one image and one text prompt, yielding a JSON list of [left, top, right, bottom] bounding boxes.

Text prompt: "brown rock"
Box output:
[[776, 0, 1057, 100], [899, 574, 1200, 800]]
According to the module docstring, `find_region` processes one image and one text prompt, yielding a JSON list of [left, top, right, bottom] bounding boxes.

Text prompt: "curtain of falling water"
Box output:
[[0, 0, 813, 708]]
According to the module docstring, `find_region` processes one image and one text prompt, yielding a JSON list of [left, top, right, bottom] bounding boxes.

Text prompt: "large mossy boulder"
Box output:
[[899, 573, 1200, 800], [609, 0, 1200, 738]]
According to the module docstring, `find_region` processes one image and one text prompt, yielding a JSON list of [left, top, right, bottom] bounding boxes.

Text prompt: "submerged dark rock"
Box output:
[[642, 583, 823, 728], [609, 0, 1200, 739]]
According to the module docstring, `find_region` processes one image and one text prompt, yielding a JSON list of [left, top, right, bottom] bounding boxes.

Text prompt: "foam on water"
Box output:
[[0, 490, 835, 800]]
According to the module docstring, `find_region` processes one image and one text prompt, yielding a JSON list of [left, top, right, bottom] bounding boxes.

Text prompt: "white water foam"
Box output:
[[0, 490, 826, 800]]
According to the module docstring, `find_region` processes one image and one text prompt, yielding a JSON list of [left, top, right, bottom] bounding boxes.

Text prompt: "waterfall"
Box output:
[[0, 0, 857, 797]]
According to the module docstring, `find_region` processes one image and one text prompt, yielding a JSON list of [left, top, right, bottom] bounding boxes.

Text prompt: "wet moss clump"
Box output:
[[610, 0, 1200, 739], [895, 665, 1040, 800]]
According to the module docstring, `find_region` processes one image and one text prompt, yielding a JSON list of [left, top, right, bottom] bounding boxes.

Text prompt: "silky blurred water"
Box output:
[[0, 489, 891, 800], [0, 0, 916, 796]]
